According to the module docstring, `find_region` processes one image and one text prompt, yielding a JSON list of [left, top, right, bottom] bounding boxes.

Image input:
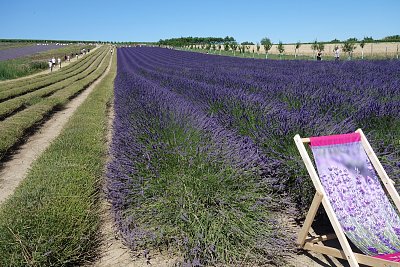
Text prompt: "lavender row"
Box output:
[[108, 51, 295, 264]]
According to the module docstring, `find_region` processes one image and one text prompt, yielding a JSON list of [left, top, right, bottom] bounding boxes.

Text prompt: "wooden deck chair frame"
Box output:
[[294, 129, 400, 267]]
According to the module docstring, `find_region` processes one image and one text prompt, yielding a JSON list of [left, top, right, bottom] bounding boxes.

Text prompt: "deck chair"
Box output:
[[294, 129, 400, 267]]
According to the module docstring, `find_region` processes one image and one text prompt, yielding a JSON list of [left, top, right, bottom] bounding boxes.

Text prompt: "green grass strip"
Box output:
[[0, 49, 111, 159], [0, 50, 116, 266]]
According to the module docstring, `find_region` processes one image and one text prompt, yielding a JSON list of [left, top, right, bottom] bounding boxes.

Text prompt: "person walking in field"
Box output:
[[48, 60, 53, 72], [67, 55, 70, 62], [57, 57, 61, 68], [334, 46, 340, 61], [317, 51, 322, 61], [51, 57, 56, 67]]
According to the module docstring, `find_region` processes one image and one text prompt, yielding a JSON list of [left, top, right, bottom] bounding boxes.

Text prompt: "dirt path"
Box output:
[[0, 46, 100, 85], [0, 51, 111, 204]]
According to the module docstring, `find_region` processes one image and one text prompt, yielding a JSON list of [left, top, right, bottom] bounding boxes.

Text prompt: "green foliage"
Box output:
[[311, 40, 318, 51], [295, 41, 301, 49], [230, 42, 238, 52], [317, 42, 325, 52], [363, 36, 374, 42], [260, 37, 272, 53], [347, 37, 358, 42], [382, 35, 400, 42], [330, 38, 341, 43], [241, 41, 254, 45], [342, 38, 358, 59], [158, 36, 236, 47], [224, 42, 230, 51], [256, 43, 261, 52], [277, 41, 285, 54]]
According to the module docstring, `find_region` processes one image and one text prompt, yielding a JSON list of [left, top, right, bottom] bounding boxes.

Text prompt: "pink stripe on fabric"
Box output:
[[374, 252, 400, 262], [310, 133, 361, 147]]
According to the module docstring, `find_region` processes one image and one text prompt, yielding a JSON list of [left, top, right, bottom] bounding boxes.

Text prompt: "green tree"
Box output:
[[342, 38, 357, 60], [230, 42, 238, 56], [277, 41, 285, 59], [311, 40, 318, 59], [256, 43, 261, 55], [317, 42, 324, 52], [224, 42, 230, 51], [261, 37, 272, 59], [295, 41, 301, 58]]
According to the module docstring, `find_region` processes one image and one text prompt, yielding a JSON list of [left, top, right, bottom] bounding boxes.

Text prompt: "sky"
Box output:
[[0, 0, 399, 43]]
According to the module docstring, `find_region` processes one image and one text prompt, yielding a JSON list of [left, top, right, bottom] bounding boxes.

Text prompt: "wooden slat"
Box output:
[[304, 242, 400, 267], [305, 233, 337, 243], [294, 134, 360, 267], [297, 191, 323, 247]]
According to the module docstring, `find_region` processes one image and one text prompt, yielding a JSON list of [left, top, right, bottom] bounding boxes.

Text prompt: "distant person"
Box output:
[[88, 48, 90, 53], [64, 54, 67, 61], [334, 47, 340, 61], [76, 53, 79, 59], [67, 55, 70, 62], [317, 51, 322, 61], [110, 48, 113, 55], [48, 60, 53, 72], [57, 57, 61, 68], [51, 57, 56, 67]]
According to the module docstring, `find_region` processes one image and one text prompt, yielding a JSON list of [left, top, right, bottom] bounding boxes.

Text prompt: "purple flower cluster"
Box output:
[[0, 44, 59, 61]]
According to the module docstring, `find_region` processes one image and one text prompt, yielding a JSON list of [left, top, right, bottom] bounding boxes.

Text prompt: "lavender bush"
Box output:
[[108, 47, 400, 265]]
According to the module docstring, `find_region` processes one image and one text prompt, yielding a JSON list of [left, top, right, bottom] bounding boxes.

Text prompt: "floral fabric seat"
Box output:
[[310, 132, 400, 260]]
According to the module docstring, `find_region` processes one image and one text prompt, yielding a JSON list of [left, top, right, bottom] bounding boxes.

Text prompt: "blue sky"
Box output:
[[1, 0, 399, 43]]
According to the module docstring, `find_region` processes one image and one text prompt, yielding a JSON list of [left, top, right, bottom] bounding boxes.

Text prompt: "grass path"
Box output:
[[0, 47, 111, 204]]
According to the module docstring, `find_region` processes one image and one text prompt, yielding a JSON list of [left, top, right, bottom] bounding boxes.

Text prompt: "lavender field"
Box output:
[[0, 44, 59, 61], [108, 47, 400, 265]]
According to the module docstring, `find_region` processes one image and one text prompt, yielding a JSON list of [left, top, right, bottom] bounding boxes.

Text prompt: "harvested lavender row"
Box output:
[[108, 51, 295, 265]]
